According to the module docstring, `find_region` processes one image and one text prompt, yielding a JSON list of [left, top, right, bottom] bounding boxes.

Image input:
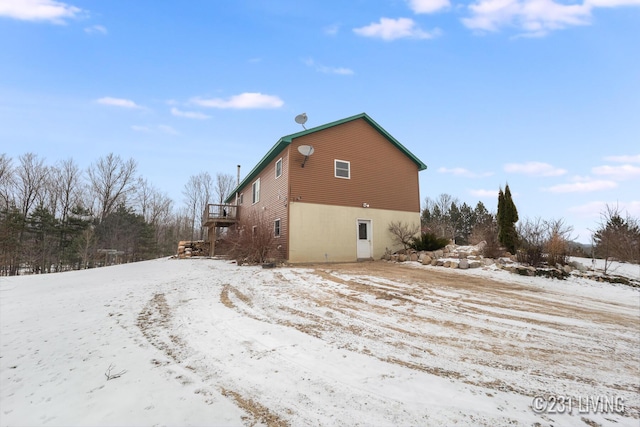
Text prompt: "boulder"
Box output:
[[474, 241, 487, 251], [458, 259, 469, 269], [469, 261, 482, 269], [422, 256, 432, 265], [569, 261, 588, 272]]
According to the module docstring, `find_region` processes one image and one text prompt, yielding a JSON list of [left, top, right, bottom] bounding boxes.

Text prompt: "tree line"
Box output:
[[421, 185, 640, 268], [0, 152, 235, 275]]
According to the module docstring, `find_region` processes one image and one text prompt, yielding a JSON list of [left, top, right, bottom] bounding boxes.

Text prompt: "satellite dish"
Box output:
[[297, 145, 314, 156], [297, 145, 314, 167], [295, 113, 308, 129]]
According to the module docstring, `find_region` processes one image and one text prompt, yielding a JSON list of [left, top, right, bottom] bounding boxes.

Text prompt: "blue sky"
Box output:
[[1, 0, 639, 243]]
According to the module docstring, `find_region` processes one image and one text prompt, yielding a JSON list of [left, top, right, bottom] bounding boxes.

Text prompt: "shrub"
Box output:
[[517, 217, 574, 267], [388, 221, 420, 252], [410, 232, 449, 251], [546, 231, 570, 266], [226, 213, 278, 264], [471, 219, 501, 259]]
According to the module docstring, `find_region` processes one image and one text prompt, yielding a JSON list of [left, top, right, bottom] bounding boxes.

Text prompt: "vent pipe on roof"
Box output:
[[237, 165, 241, 187]]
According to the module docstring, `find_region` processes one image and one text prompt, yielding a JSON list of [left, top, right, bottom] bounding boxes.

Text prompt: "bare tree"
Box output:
[[182, 172, 213, 240], [87, 153, 137, 222], [52, 158, 84, 223], [388, 221, 420, 252], [134, 178, 174, 254], [215, 172, 235, 205], [0, 154, 14, 209], [15, 153, 49, 218]]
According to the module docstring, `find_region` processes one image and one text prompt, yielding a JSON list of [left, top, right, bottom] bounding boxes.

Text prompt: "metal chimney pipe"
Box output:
[[237, 164, 241, 187]]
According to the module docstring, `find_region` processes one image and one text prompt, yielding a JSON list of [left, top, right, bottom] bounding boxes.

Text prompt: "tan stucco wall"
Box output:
[[288, 202, 420, 263]]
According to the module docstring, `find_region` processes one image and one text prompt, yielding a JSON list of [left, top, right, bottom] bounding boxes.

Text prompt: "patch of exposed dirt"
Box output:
[[220, 388, 290, 427]]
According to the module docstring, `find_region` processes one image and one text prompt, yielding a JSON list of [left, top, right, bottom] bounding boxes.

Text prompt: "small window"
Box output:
[[274, 219, 281, 237], [335, 160, 350, 179], [275, 158, 283, 178], [252, 179, 260, 204], [239, 193, 244, 204], [358, 222, 368, 240]]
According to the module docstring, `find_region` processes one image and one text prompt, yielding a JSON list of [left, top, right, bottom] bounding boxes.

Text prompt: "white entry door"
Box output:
[[356, 219, 372, 259]]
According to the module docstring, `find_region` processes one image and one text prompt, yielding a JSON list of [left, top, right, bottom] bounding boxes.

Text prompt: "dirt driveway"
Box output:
[[228, 261, 639, 415], [147, 259, 640, 425]]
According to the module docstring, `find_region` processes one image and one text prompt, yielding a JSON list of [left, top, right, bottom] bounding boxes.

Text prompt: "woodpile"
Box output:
[[176, 240, 210, 258]]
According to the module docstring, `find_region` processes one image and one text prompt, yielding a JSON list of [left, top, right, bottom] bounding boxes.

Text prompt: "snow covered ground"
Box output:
[[1, 257, 638, 426]]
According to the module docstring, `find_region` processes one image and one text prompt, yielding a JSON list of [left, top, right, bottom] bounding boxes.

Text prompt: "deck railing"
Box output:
[[202, 204, 238, 226]]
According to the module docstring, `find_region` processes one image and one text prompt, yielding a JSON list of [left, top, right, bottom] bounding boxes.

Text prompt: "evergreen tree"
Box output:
[[25, 204, 58, 273], [458, 202, 475, 245], [593, 205, 640, 269], [497, 184, 519, 253], [0, 206, 25, 275], [474, 201, 492, 226]]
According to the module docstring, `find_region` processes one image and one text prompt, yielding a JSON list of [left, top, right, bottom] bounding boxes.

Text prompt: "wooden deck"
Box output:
[[203, 204, 238, 227]]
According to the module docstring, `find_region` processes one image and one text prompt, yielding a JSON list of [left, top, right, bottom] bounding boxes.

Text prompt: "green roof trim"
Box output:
[[224, 112, 427, 203]]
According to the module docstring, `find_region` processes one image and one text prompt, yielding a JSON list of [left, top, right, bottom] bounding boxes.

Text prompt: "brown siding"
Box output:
[[236, 149, 289, 259], [288, 118, 420, 213]]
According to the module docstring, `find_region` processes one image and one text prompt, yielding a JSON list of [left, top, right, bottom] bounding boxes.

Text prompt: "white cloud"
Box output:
[[407, 0, 451, 13], [586, 0, 640, 6], [469, 188, 499, 197], [592, 164, 640, 180], [0, 0, 83, 24], [84, 24, 107, 35], [568, 200, 640, 218], [171, 107, 210, 120], [191, 92, 284, 109], [603, 154, 640, 163], [303, 58, 354, 75], [504, 161, 567, 176], [438, 167, 493, 178], [96, 97, 142, 109], [353, 18, 441, 41], [545, 179, 617, 193], [462, 0, 591, 36]]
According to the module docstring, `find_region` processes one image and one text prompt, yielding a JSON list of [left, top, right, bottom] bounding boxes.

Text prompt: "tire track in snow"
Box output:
[[137, 291, 290, 427]]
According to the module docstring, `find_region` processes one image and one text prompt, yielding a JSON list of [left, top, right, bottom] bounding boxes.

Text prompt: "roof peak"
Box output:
[[224, 113, 427, 203]]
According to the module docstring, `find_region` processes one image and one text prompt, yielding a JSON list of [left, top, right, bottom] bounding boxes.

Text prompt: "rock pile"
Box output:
[[383, 242, 608, 281]]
